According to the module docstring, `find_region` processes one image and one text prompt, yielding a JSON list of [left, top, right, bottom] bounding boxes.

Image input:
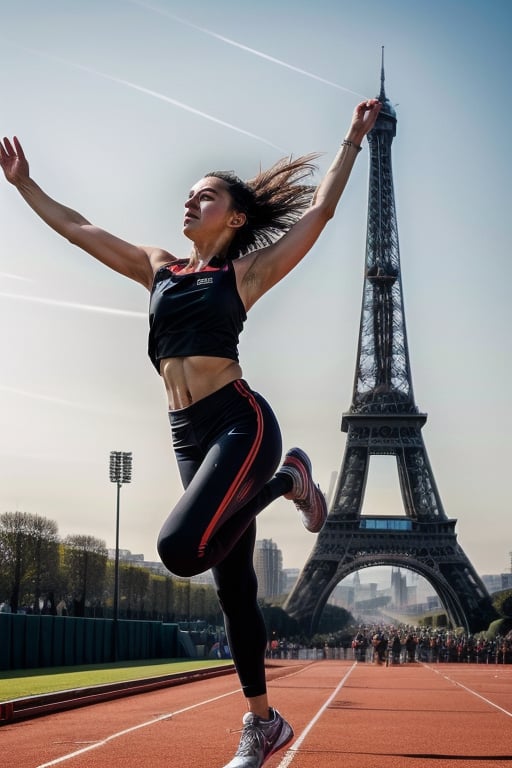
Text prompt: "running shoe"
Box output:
[[279, 447, 327, 533], [222, 708, 293, 768]]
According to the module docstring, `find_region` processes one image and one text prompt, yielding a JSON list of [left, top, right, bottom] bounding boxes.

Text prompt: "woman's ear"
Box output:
[[228, 211, 247, 229]]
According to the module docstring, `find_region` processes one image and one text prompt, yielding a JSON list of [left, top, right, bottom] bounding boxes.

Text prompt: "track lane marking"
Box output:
[[35, 688, 240, 767], [276, 662, 358, 768], [34, 663, 315, 768], [427, 665, 512, 718]]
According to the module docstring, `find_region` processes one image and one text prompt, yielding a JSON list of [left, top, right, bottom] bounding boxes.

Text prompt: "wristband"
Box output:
[[342, 139, 362, 153]]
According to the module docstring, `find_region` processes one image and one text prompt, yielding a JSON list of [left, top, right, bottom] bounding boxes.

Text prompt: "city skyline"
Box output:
[[1, 1, 511, 578]]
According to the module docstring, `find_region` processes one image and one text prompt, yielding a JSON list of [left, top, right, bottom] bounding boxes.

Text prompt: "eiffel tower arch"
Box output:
[[285, 60, 497, 635]]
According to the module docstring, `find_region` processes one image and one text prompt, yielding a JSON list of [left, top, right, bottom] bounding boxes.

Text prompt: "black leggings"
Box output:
[[157, 379, 289, 698]]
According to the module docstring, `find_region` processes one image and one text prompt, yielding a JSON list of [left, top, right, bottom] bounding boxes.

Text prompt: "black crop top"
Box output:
[[148, 259, 247, 373]]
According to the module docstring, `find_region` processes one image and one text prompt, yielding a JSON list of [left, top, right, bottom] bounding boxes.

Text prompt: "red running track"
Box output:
[[3, 660, 512, 768]]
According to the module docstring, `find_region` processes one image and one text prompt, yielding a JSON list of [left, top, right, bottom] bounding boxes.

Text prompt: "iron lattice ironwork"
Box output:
[[285, 64, 496, 634]]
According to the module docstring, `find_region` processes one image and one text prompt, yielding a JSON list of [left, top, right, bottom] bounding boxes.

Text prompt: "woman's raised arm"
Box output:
[[236, 99, 381, 309], [0, 136, 160, 289]]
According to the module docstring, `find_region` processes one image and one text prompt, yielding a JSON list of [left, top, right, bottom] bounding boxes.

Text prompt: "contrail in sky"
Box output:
[[2, 40, 287, 152], [66, 61, 287, 151], [0, 272, 31, 282], [0, 291, 146, 318], [0, 385, 115, 413], [128, 0, 367, 98]]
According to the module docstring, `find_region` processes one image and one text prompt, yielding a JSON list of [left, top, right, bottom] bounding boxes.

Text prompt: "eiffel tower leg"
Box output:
[[397, 440, 445, 521], [330, 444, 369, 520], [397, 442, 496, 631], [284, 554, 340, 634]]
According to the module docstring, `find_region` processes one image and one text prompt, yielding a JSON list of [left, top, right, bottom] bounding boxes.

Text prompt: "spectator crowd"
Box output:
[[264, 624, 512, 665], [352, 624, 512, 664]]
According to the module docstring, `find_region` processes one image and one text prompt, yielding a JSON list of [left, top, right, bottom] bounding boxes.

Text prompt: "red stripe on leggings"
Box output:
[[198, 380, 263, 557]]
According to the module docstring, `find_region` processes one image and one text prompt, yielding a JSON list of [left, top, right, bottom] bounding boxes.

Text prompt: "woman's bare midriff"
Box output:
[[160, 356, 244, 410]]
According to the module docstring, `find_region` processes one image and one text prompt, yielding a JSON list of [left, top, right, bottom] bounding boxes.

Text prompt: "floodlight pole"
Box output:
[[109, 450, 132, 661]]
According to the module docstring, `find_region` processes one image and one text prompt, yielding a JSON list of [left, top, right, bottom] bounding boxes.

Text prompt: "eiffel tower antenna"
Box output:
[[284, 59, 496, 634], [380, 45, 386, 99]]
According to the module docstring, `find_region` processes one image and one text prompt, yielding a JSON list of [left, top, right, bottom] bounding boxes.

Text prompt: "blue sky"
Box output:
[[0, 0, 511, 579]]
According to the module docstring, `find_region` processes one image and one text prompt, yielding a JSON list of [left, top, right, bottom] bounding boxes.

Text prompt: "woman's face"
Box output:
[[183, 176, 239, 240]]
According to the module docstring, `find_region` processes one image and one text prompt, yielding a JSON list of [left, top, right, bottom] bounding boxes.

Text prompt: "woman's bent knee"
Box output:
[[157, 532, 204, 578]]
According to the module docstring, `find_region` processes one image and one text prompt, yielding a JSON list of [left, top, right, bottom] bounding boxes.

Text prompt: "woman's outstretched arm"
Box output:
[[0, 136, 161, 289], [236, 99, 381, 309]]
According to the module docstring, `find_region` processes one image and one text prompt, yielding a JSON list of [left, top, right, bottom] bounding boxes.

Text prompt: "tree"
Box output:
[[0, 511, 59, 613], [62, 535, 107, 616], [317, 604, 353, 634], [147, 573, 176, 621], [493, 589, 512, 619], [259, 604, 300, 639], [487, 589, 512, 639], [120, 564, 150, 619], [173, 579, 195, 622], [30, 515, 60, 613]]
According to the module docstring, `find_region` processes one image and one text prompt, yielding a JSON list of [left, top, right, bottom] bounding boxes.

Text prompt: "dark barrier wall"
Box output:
[[0, 614, 181, 671]]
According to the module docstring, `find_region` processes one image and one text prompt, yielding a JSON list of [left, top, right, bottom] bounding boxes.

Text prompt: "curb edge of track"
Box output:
[[0, 664, 236, 726]]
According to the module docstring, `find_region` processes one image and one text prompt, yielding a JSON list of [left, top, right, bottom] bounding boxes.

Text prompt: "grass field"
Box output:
[[0, 659, 234, 701]]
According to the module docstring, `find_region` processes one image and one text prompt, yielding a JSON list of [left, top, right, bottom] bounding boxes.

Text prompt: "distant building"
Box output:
[[327, 568, 440, 618], [142, 561, 172, 576], [328, 582, 354, 609], [282, 568, 300, 594], [107, 549, 145, 564], [253, 539, 284, 599], [481, 573, 512, 593], [107, 549, 171, 577], [391, 567, 407, 606]]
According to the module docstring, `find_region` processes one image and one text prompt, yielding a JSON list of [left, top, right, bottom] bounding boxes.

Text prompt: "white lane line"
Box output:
[[276, 662, 358, 768], [428, 666, 512, 718], [34, 663, 314, 768], [35, 688, 240, 767]]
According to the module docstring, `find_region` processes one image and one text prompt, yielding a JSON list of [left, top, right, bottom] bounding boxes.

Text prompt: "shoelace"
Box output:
[[234, 723, 266, 756], [295, 485, 320, 512]]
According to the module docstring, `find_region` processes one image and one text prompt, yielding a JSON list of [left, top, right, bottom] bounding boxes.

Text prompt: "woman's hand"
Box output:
[[347, 99, 382, 145], [0, 134, 158, 288], [0, 136, 29, 186]]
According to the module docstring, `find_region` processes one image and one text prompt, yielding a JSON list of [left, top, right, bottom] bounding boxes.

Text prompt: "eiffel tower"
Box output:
[[285, 60, 496, 635]]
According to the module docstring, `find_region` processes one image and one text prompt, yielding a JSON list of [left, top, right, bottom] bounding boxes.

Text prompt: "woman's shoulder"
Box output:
[[148, 248, 180, 273]]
